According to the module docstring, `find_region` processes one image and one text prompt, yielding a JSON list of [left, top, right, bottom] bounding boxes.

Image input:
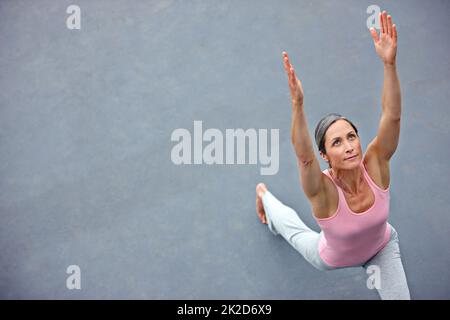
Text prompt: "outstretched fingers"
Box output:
[[289, 66, 295, 85], [283, 52, 292, 74], [282, 51, 295, 95], [378, 10, 397, 42], [383, 11, 388, 35], [387, 14, 393, 36]]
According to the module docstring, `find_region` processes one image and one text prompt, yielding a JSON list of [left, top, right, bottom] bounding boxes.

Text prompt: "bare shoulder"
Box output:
[[363, 146, 390, 191], [310, 171, 339, 219]]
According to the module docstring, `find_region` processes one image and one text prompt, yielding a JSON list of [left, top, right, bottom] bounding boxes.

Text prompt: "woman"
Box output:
[[255, 10, 410, 299]]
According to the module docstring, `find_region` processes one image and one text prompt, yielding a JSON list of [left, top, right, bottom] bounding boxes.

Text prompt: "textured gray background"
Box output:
[[0, 0, 449, 299]]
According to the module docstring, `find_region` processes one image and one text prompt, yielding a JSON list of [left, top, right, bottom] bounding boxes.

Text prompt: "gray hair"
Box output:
[[314, 113, 359, 154]]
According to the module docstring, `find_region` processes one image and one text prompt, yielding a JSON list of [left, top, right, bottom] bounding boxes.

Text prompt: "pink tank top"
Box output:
[[314, 161, 391, 267]]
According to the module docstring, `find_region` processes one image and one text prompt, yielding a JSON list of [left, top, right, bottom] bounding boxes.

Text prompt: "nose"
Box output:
[[344, 141, 354, 153], [345, 140, 353, 150]]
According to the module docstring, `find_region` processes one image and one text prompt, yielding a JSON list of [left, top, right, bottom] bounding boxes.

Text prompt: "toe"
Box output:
[[256, 183, 267, 198]]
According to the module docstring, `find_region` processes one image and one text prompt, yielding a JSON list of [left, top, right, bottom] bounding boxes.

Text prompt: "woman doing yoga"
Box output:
[[255, 10, 410, 300]]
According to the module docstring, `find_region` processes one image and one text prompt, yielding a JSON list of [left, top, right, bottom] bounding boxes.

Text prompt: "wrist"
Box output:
[[383, 60, 397, 68], [292, 98, 304, 108], [291, 103, 304, 114]]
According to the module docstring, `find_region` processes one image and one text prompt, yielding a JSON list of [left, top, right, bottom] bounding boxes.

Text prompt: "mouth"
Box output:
[[345, 154, 358, 161]]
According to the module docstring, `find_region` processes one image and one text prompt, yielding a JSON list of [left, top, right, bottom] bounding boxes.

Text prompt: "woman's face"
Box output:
[[320, 119, 362, 170]]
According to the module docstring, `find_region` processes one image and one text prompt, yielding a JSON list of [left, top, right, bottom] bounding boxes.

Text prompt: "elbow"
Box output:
[[383, 112, 401, 122], [382, 105, 402, 122], [296, 156, 314, 168]]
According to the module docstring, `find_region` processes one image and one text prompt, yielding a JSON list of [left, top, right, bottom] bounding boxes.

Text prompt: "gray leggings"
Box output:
[[262, 190, 411, 300]]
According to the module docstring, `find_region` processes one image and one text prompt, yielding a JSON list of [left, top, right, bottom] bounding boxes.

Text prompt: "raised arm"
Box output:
[[283, 52, 324, 199], [367, 10, 401, 162]]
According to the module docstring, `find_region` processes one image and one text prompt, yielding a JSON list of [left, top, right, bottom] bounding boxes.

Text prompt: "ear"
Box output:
[[319, 151, 329, 163]]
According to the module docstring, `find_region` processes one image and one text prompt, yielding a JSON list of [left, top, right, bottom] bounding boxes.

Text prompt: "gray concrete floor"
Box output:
[[0, 0, 449, 299]]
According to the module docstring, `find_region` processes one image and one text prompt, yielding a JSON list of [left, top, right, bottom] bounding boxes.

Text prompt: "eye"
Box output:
[[349, 133, 356, 139], [333, 140, 340, 146]]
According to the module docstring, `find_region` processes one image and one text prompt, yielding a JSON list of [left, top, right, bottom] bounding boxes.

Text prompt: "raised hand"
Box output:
[[282, 51, 304, 108], [370, 10, 398, 65]]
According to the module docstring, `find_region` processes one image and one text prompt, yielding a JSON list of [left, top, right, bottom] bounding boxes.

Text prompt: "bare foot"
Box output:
[[256, 183, 268, 224]]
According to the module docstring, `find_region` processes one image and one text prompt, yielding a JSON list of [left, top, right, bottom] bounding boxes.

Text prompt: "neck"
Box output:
[[330, 161, 364, 196]]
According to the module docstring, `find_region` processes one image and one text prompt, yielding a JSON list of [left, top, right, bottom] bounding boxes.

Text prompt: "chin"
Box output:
[[344, 157, 361, 168]]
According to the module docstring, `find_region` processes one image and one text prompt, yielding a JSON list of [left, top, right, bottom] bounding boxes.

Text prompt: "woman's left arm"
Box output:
[[367, 10, 401, 162]]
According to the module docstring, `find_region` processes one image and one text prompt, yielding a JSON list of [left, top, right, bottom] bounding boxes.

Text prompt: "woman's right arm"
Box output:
[[283, 52, 326, 200]]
